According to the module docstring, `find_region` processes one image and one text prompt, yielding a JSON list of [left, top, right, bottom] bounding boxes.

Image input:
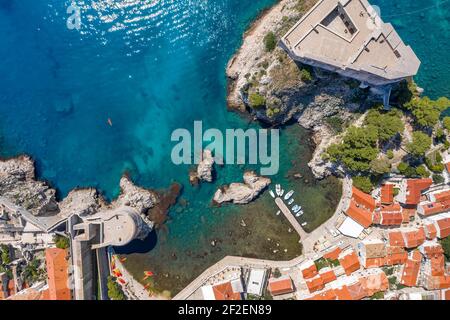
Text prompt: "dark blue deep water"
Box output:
[[0, 0, 449, 295]]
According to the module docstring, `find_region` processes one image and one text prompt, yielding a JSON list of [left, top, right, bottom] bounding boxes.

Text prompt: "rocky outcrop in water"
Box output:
[[0, 155, 59, 216], [197, 149, 215, 182], [115, 175, 158, 215], [213, 171, 271, 205]]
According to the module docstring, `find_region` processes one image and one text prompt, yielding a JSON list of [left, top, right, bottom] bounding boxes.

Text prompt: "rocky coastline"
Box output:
[[0, 154, 159, 228]]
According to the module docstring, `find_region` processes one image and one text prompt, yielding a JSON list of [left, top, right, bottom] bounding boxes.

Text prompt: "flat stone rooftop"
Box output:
[[281, 0, 420, 83]]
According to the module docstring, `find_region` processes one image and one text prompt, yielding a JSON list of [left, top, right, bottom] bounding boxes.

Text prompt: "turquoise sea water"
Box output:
[[0, 0, 449, 295]]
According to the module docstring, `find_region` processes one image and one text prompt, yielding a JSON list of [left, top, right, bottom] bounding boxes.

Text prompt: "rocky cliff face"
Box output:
[[226, 0, 376, 179], [113, 175, 158, 215], [0, 155, 59, 216], [213, 171, 271, 204]]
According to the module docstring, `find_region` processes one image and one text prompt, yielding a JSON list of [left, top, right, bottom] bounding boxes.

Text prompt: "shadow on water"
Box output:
[[114, 230, 158, 254]]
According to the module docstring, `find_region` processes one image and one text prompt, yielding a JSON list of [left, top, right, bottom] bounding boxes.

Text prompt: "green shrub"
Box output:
[[300, 68, 313, 82], [433, 174, 445, 184], [387, 150, 394, 159], [397, 162, 417, 177], [415, 165, 430, 178], [54, 235, 70, 250], [264, 32, 276, 52], [443, 117, 450, 131], [353, 176, 373, 193], [405, 96, 450, 128], [441, 237, 450, 262], [248, 93, 266, 109], [107, 276, 126, 300], [364, 109, 404, 142], [272, 268, 282, 278], [325, 116, 345, 133]]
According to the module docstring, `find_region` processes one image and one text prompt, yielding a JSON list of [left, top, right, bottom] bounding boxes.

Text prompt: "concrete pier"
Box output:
[[274, 197, 308, 240]]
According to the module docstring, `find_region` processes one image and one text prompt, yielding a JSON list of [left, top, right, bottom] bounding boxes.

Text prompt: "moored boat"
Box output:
[[284, 190, 294, 200]]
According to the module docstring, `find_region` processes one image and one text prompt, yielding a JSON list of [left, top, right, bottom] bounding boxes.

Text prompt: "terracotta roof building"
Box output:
[[300, 260, 318, 279], [338, 249, 361, 276], [268, 276, 295, 296], [418, 200, 450, 217], [424, 222, 438, 240], [397, 178, 432, 206], [346, 200, 373, 228], [381, 184, 394, 204], [400, 250, 422, 287], [305, 275, 325, 293], [436, 218, 450, 239], [45, 248, 71, 300], [352, 187, 376, 211], [402, 227, 426, 248], [359, 271, 389, 297], [387, 230, 405, 247]]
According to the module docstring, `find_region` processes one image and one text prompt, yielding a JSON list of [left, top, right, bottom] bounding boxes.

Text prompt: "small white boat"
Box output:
[[295, 212, 301, 217], [280, 189, 285, 197], [284, 190, 294, 200], [292, 205, 300, 212], [276, 210, 281, 216], [275, 184, 281, 196], [301, 222, 308, 227], [298, 210, 304, 216], [288, 198, 294, 205], [269, 190, 275, 198]]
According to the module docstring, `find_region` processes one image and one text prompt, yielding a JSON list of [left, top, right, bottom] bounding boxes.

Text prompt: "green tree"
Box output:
[[415, 165, 430, 178], [407, 131, 431, 157], [107, 276, 126, 300], [441, 237, 450, 262], [370, 157, 391, 175], [248, 92, 266, 109], [352, 176, 373, 193], [443, 117, 450, 131], [0, 245, 11, 265], [364, 109, 404, 142], [300, 69, 313, 82], [405, 96, 450, 128], [54, 235, 70, 250], [326, 126, 378, 172], [397, 162, 417, 177], [433, 174, 445, 184], [264, 31, 276, 52]]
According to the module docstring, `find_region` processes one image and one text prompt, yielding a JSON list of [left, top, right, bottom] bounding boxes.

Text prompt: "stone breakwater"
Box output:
[[226, 0, 378, 179], [0, 155, 159, 228]]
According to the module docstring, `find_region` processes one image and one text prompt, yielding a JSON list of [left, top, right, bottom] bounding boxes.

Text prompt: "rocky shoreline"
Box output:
[[0, 154, 159, 228], [226, 0, 379, 179]]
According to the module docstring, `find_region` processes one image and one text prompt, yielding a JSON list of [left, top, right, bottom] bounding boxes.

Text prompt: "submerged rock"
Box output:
[[213, 171, 271, 205]]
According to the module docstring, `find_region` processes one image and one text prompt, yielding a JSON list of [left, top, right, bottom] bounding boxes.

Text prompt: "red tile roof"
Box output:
[[305, 275, 325, 293], [334, 285, 353, 300], [338, 250, 361, 276], [305, 289, 337, 300], [400, 250, 422, 287], [432, 190, 450, 202], [346, 200, 373, 228], [381, 184, 394, 204], [268, 276, 294, 296], [45, 248, 71, 300], [418, 200, 450, 217], [385, 246, 408, 265], [347, 281, 367, 300], [359, 272, 389, 297], [436, 218, 450, 238], [424, 223, 438, 240], [323, 247, 342, 261], [212, 282, 242, 300], [301, 262, 318, 279], [402, 179, 432, 205], [402, 227, 426, 248], [388, 231, 405, 247], [319, 269, 337, 284], [352, 187, 376, 211]]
